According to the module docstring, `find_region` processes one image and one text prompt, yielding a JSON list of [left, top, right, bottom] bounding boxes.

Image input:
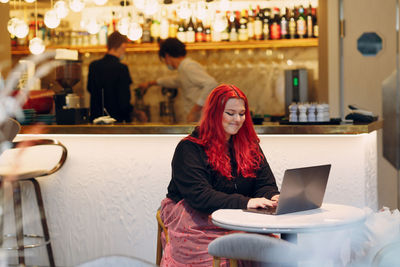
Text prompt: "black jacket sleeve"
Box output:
[[252, 148, 280, 199], [170, 140, 250, 213]]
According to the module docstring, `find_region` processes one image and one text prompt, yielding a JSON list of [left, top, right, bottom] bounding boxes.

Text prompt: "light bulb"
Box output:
[[144, 0, 159, 16], [69, 0, 84, 12], [54, 1, 69, 19], [29, 37, 45, 55], [177, 1, 191, 19], [44, 10, 60, 29], [14, 20, 29, 38], [93, 0, 107, 5], [7, 18, 19, 35], [127, 22, 143, 41], [86, 18, 101, 34], [24, 0, 36, 3], [0, 0, 10, 3], [117, 17, 130, 35]]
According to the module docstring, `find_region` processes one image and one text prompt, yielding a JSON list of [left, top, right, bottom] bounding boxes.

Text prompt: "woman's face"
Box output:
[[222, 98, 246, 140]]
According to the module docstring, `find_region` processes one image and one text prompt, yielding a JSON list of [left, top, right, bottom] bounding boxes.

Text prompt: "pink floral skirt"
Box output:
[[160, 198, 256, 267]]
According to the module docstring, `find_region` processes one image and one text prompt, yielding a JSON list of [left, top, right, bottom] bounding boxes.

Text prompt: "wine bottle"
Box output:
[[312, 8, 318, 38], [177, 19, 186, 43], [186, 16, 195, 43], [269, 7, 281, 40], [288, 7, 296, 39], [254, 6, 263, 41], [195, 18, 205, 42], [262, 8, 270, 40], [238, 9, 248, 41], [280, 8, 288, 39], [306, 4, 313, 38], [296, 6, 307, 38]]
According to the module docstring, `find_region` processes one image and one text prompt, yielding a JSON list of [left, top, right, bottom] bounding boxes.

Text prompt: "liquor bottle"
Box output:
[[288, 7, 296, 39], [254, 6, 263, 40], [296, 6, 307, 38], [247, 8, 255, 40], [280, 8, 288, 39], [238, 9, 248, 41], [204, 14, 212, 42], [229, 11, 239, 42], [177, 19, 186, 43], [195, 18, 205, 42], [168, 11, 178, 38], [262, 8, 270, 40], [186, 16, 195, 43], [150, 18, 161, 43], [142, 17, 152, 43], [269, 7, 281, 40], [160, 9, 169, 40], [306, 4, 313, 38], [221, 11, 230, 42], [312, 8, 318, 37], [212, 11, 222, 42]]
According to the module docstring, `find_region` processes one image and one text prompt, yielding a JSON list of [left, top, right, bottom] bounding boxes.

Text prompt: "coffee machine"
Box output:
[[284, 69, 308, 115], [54, 60, 89, 124]]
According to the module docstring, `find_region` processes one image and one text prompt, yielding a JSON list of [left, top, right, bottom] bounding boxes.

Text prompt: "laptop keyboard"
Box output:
[[244, 206, 277, 215]]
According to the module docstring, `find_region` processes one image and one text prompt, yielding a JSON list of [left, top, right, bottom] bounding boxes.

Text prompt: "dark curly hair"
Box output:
[[158, 38, 187, 59]]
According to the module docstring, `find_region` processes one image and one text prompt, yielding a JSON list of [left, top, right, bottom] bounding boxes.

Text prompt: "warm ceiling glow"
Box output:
[[7, 17, 19, 35], [24, 0, 36, 3], [0, 0, 10, 3], [93, 0, 107, 6]]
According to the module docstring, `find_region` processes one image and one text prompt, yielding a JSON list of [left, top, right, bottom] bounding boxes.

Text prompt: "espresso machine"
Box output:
[[54, 60, 89, 124], [284, 69, 308, 115], [160, 87, 177, 124]]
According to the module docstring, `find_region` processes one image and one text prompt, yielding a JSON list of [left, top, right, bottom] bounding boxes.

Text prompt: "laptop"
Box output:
[[245, 164, 331, 215]]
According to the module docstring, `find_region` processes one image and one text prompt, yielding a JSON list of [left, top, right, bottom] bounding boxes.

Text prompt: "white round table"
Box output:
[[211, 203, 366, 243]]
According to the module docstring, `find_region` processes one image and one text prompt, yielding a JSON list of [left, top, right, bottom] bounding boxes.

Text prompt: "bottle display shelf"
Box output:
[[11, 38, 318, 55]]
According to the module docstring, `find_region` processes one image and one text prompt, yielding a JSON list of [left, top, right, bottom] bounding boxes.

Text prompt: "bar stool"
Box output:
[[0, 138, 67, 267]]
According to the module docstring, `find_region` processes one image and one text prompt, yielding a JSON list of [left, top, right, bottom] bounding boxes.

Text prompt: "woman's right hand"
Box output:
[[247, 197, 277, 209]]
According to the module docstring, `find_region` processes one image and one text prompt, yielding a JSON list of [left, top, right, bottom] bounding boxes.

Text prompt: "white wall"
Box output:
[[2, 132, 377, 266]]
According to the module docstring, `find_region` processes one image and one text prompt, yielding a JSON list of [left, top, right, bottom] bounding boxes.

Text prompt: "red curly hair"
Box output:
[[186, 84, 264, 178]]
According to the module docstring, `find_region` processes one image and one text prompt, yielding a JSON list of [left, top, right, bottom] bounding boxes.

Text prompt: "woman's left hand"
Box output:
[[270, 194, 280, 204]]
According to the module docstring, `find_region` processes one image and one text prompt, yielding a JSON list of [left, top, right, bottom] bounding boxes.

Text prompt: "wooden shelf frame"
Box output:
[[11, 38, 318, 55]]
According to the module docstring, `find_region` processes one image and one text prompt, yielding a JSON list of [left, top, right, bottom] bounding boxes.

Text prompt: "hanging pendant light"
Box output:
[[69, 0, 84, 12], [44, 10, 60, 28], [144, 0, 159, 16], [29, 37, 45, 54], [24, 0, 36, 3], [7, 17, 20, 35], [14, 19, 29, 38], [127, 22, 142, 41], [29, 1, 45, 55], [0, 0, 10, 3], [117, 17, 130, 35], [86, 18, 101, 34], [54, 0, 69, 19]]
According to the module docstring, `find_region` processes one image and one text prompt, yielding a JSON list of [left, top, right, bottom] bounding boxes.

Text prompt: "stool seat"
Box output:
[[0, 138, 67, 267]]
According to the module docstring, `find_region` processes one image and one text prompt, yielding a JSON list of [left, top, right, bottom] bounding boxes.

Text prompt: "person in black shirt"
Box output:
[[159, 84, 280, 266], [87, 32, 135, 122]]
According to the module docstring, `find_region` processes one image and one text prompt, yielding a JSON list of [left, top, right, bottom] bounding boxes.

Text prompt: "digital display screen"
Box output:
[[293, 77, 299, 87]]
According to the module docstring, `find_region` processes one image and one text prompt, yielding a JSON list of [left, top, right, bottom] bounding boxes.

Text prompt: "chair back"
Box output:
[[208, 233, 303, 265], [0, 118, 20, 143]]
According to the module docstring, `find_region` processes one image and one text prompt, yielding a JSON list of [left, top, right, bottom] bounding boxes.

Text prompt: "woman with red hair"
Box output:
[[160, 84, 280, 266]]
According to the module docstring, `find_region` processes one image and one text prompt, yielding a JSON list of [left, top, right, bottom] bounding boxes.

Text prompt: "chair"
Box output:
[[0, 137, 67, 267], [156, 209, 169, 266], [371, 241, 400, 267], [208, 233, 304, 267], [0, 118, 20, 144]]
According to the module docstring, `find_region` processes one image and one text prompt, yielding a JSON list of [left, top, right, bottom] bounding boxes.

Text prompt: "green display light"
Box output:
[[293, 77, 299, 86]]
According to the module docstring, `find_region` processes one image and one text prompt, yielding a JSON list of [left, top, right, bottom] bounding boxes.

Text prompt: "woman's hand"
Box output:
[[270, 194, 280, 204], [247, 197, 277, 209]]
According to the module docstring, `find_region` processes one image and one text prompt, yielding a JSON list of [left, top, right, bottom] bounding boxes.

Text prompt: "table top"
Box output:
[[211, 203, 366, 234]]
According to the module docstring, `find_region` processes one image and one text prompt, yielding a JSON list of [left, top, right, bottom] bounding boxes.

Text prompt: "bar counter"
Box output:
[[20, 120, 383, 135], [13, 120, 382, 266]]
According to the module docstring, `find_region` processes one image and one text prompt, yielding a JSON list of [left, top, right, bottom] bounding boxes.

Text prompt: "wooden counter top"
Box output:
[[19, 121, 382, 135]]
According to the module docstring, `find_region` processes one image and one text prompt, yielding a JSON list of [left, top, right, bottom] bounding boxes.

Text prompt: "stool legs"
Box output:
[[12, 181, 25, 266], [30, 178, 55, 267]]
